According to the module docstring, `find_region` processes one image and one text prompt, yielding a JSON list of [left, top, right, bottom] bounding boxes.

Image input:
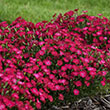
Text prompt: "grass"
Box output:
[[0, 0, 110, 24]]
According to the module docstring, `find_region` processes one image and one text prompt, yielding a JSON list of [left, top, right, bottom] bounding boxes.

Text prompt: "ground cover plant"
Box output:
[[1, 9, 110, 110]]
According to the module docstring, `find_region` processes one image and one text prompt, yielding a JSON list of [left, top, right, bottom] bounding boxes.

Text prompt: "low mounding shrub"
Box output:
[[0, 9, 110, 110]]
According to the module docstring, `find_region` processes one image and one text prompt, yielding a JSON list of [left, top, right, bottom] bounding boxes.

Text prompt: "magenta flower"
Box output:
[[73, 89, 79, 95], [0, 103, 6, 110], [40, 96, 46, 103], [31, 88, 39, 96], [61, 66, 67, 71], [39, 50, 45, 56], [73, 59, 80, 64], [48, 95, 53, 102], [12, 93, 19, 99], [102, 71, 107, 76], [101, 80, 106, 86], [55, 85, 61, 90], [55, 33, 61, 36], [89, 71, 96, 77], [75, 81, 82, 87], [49, 74, 55, 79], [57, 60, 63, 66], [44, 60, 51, 66], [84, 81, 90, 87], [3, 97, 15, 108], [36, 99, 41, 109], [80, 71, 87, 78], [51, 51, 58, 56], [87, 67, 96, 71], [26, 82, 32, 88], [71, 72, 79, 76], [76, 50, 82, 55], [33, 73, 40, 79], [58, 94, 64, 100]]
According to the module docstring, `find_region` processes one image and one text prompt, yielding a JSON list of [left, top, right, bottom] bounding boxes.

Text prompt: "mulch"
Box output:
[[48, 94, 110, 110]]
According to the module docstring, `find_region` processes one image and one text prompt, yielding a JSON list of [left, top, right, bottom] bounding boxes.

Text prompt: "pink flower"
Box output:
[[73, 89, 79, 95], [80, 71, 87, 78], [55, 85, 61, 90], [25, 89, 31, 95], [98, 13, 102, 16], [39, 41, 45, 46], [57, 60, 63, 66], [59, 51, 64, 56], [63, 57, 69, 63], [84, 58, 90, 63], [99, 60, 105, 64], [16, 50, 22, 54], [87, 67, 96, 71], [101, 80, 106, 86], [26, 82, 32, 88], [40, 96, 46, 103], [20, 46, 25, 50], [71, 72, 79, 76], [55, 33, 61, 36], [48, 95, 53, 102], [72, 65, 79, 71], [41, 46, 46, 51], [51, 51, 58, 56], [58, 79, 67, 85], [43, 68, 50, 75], [73, 59, 80, 64], [0, 103, 6, 110], [15, 101, 24, 108], [49, 74, 55, 79], [12, 85, 19, 91], [30, 88, 39, 96], [75, 81, 82, 87], [36, 99, 41, 109], [85, 76, 90, 80], [102, 71, 107, 76], [37, 60, 43, 66], [15, 23, 21, 28], [3, 97, 15, 108], [82, 10, 88, 13], [12, 93, 19, 99], [84, 81, 90, 87], [33, 73, 40, 79], [0, 73, 3, 77], [52, 69, 57, 74], [89, 71, 96, 76], [70, 47, 76, 52], [76, 50, 82, 55], [64, 10, 73, 16], [44, 60, 51, 66], [99, 36, 104, 41], [27, 31, 33, 34], [58, 94, 64, 100], [96, 31, 102, 36], [61, 66, 67, 71], [39, 50, 45, 56]]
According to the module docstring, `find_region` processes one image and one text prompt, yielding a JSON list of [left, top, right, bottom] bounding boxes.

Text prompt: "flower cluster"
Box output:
[[0, 9, 110, 109]]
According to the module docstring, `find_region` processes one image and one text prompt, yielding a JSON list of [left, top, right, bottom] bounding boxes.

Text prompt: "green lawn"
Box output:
[[0, 0, 110, 24]]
